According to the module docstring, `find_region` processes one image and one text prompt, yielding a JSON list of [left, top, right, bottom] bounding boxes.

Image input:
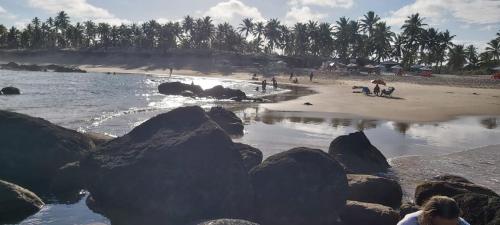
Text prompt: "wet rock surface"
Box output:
[[250, 147, 348, 225], [0, 180, 44, 224], [81, 106, 253, 225]]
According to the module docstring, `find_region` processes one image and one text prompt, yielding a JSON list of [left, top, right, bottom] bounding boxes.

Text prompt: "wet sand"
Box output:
[[82, 65, 500, 123], [390, 144, 500, 201]]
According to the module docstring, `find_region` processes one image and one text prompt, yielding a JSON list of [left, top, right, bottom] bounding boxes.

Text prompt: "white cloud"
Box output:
[[384, 0, 500, 27], [284, 6, 326, 25], [27, 0, 129, 25], [289, 0, 354, 8], [0, 5, 16, 19], [204, 0, 265, 25]]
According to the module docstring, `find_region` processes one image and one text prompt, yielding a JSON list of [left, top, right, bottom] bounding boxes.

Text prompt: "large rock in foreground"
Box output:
[[340, 201, 400, 225], [347, 174, 402, 208], [0, 180, 44, 224], [250, 147, 348, 225], [454, 193, 500, 225], [208, 107, 244, 136], [328, 131, 389, 174], [1, 86, 21, 95], [0, 110, 95, 190], [415, 181, 499, 206], [82, 106, 253, 225]]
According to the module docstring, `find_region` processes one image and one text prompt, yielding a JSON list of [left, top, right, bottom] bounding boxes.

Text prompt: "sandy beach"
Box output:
[[82, 65, 500, 123]]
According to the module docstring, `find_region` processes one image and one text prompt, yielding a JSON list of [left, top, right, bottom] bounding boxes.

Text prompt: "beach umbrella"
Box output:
[[392, 65, 403, 70], [347, 63, 358, 68], [329, 62, 335, 67], [375, 64, 385, 68], [371, 79, 386, 85], [492, 66, 500, 71], [364, 64, 375, 69], [420, 67, 432, 71]]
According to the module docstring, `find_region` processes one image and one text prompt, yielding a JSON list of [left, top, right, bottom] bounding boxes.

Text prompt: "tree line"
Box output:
[[0, 11, 499, 73]]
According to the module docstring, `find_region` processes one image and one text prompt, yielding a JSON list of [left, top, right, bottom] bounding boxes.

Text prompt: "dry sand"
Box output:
[[83, 65, 500, 123]]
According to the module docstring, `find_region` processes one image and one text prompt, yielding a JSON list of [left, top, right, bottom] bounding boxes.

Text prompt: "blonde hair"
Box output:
[[418, 196, 460, 225]]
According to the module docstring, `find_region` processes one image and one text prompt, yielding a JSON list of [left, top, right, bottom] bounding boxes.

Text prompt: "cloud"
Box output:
[[384, 0, 500, 27], [27, 0, 129, 24], [0, 5, 16, 19], [289, 0, 354, 8], [204, 0, 265, 25], [284, 6, 326, 25]]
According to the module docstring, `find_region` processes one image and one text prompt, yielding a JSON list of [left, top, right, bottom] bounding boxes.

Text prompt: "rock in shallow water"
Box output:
[[207, 106, 244, 136], [328, 131, 390, 174], [414, 180, 499, 206], [0, 110, 95, 191], [249, 147, 348, 225], [1, 86, 21, 95], [347, 174, 403, 208], [81, 106, 253, 225], [0, 180, 44, 224], [233, 143, 263, 172]]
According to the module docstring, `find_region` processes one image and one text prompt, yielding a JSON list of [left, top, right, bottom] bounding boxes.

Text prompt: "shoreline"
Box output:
[[81, 65, 500, 123]]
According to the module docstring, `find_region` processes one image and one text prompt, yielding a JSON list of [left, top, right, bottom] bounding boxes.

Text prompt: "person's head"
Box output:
[[418, 196, 461, 225]]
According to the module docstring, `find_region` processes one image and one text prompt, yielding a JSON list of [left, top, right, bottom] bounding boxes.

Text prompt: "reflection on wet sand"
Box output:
[[480, 118, 498, 129]]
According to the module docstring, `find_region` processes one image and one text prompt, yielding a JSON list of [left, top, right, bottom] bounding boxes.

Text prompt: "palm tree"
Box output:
[[317, 22, 333, 57], [360, 11, 380, 37], [6, 26, 20, 48], [54, 11, 70, 47], [292, 23, 308, 56], [447, 44, 466, 71], [238, 18, 254, 38], [401, 13, 427, 67], [97, 23, 111, 49], [264, 18, 282, 53], [0, 25, 7, 47], [372, 22, 394, 62], [84, 20, 96, 48], [485, 39, 500, 61], [464, 45, 479, 69], [334, 17, 350, 61]]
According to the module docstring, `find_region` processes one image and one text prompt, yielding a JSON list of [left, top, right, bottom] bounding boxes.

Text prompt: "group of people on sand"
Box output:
[[259, 77, 278, 92]]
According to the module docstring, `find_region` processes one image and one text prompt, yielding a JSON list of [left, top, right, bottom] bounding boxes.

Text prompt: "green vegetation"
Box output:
[[0, 11, 498, 73]]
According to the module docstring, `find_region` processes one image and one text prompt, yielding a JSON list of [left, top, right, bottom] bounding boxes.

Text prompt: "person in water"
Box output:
[[261, 79, 267, 91], [374, 84, 380, 96], [309, 72, 314, 82], [398, 196, 470, 225], [289, 72, 294, 80]]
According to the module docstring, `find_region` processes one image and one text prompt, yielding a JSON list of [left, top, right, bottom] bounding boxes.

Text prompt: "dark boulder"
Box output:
[[431, 174, 473, 184], [0, 110, 95, 190], [81, 106, 253, 225], [158, 82, 203, 96], [1, 86, 21, 95], [340, 201, 400, 225], [249, 147, 348, 225], [415, 181, 499, 206], [234, 143, 263, 172], [347, 174, 402, 208], [399, 202, 419, 218], [83, 132, 115, 146], [189, 219, 260, 225], [0, 180, 44, 224], [328, 131, 389, 174], [454, 193, 500, 225], [203, 85, 247, 100], [207, 106, 244, 136], [46, 64, 86, 73]]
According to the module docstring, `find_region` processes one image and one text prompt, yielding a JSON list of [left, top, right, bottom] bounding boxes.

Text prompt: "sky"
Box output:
[[0, 0, 499, 50]]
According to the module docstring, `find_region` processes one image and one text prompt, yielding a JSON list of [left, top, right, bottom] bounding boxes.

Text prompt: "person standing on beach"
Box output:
[[309, 72, 314, 82], [262, 80, 267, 91], [169, 67, 173, 78], [289, 72, 294, 80], [374, 84, 380, 96]]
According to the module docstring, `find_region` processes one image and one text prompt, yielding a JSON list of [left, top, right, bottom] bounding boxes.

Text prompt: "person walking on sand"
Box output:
[[261, 80, 267, 91], [374, 84, 380, 96], [169, 67, 173, 78], [397, 196, 470, 225], [309, 72, 314, 82], [271, 77, 278, 89]]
